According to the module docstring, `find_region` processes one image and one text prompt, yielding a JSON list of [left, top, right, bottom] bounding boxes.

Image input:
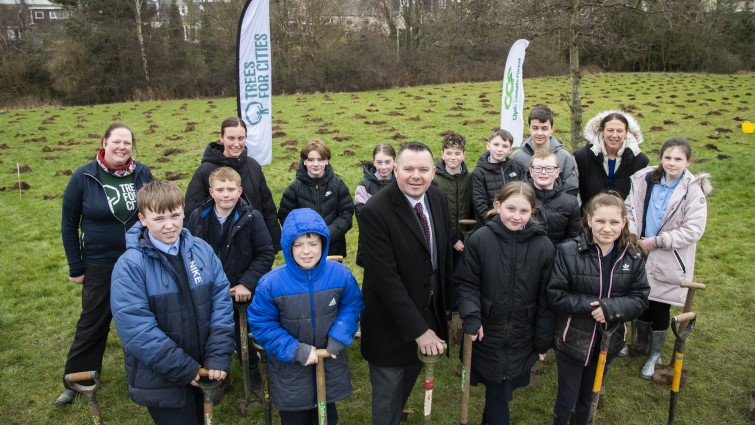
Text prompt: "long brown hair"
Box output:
[[651, 137, 692, 184], [582, 191, 640, 254]]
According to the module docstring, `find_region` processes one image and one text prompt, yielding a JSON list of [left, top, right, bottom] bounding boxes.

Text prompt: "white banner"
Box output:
[[500, 39, 529, 147], [237, 0, 272, 165]]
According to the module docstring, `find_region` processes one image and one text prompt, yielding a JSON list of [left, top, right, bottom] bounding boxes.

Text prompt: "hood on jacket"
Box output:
[[361, 161, 393, 183], [280, 208, 331, 280], [200, 141, 250, 168], [197, 196, 251, 221], [519, 136, 567, 156], [125, 221, 195, 255], [583, 110, 644, 158], [295, 160, 335, 184], [435, 158, 468, 177], [475, 151, 516, 172], [486, 213, 547, 241], [633, 167, 713, 198]]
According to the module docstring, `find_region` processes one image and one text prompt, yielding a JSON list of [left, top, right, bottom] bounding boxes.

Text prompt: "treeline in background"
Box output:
[[1, 0, 753, 107]]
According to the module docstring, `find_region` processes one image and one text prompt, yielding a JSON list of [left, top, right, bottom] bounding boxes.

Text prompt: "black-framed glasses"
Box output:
[[531, 165, 558, 174]]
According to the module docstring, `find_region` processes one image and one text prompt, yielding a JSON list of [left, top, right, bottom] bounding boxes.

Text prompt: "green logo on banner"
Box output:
[[503, 67, 515, 110]]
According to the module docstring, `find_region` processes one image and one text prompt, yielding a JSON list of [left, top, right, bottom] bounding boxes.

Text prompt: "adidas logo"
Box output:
[[328, 298, 337, 307], [622, 263, 630, 271], [325, 190, 332, 197]]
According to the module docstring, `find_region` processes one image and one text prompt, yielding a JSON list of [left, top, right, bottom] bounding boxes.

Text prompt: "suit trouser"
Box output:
[[368, 362, 424, 425], [62, 264, 114, 388], [370, 294, 441, 425]]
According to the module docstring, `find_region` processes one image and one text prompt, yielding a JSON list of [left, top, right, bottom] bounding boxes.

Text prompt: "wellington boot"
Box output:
[[641, 330, 667, 379]]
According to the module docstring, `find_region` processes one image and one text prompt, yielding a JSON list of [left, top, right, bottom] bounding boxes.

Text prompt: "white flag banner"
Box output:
[[500, 39, 529, 147], [237, 0, 272, 165]]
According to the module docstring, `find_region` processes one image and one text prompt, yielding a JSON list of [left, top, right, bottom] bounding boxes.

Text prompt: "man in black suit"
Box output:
[[359, 141, 453, 425]]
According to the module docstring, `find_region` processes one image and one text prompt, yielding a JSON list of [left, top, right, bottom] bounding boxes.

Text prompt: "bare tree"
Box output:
[[132, 0, 150, 83]]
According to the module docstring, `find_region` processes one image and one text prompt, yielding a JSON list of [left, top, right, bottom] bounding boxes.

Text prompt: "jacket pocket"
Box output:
[[673, 250, 687, 274]]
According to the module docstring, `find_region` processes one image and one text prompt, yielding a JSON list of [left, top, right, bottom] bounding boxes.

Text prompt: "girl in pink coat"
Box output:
[[625, 137, 712, 379]]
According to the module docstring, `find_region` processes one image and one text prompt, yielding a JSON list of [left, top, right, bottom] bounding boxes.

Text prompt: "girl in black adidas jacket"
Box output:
[[547, 192, 649, 425]]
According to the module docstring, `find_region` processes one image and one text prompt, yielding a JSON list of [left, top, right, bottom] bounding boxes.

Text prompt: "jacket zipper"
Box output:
[[308, 273, 316, 346], [502, 236, 517, 378]]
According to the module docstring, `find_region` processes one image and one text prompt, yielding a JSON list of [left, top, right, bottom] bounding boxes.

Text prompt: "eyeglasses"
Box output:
[[531, 166, 558, 174]]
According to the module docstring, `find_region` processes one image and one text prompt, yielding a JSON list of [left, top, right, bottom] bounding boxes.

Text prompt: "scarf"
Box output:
[[96, 149, 136, 177]]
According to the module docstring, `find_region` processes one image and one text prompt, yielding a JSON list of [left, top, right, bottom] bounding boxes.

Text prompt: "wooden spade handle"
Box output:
[[681, 282, 706, 290], [65, 371, 97, 383], [673, 312, 697, 323]]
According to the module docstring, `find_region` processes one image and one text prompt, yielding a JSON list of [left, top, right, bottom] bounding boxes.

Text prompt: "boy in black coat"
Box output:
[[186, 166, 275, 393], [528, 150, 581, 245]]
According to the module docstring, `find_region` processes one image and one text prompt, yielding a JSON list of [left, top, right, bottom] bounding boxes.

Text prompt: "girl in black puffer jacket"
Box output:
[[547, 192, 650, 425], [455, 182, 555, 425]]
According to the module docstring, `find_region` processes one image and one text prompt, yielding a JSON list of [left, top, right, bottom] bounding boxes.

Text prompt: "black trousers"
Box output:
[[63, 264, 114, 388], [639, 300, 672, 331], [553, 351, 614, 425], [147, 386, 204, 425]]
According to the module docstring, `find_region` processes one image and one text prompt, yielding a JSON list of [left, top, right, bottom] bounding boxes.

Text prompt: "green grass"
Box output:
[[0, 72, 753, 424]]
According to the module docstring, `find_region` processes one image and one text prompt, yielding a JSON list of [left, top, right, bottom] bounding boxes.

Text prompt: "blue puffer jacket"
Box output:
[[111, 223, 235, 408], [61, 160, 153, 277], [248, 208, 364, 411]]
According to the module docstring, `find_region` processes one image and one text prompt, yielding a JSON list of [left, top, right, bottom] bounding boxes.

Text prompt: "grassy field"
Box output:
[[0, 72, 753, 424]]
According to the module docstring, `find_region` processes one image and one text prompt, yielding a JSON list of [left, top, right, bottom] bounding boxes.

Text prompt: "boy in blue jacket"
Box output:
[[111, 180, 235, 425], [249, 208, 363, 425], [186, 167, 275, 392]]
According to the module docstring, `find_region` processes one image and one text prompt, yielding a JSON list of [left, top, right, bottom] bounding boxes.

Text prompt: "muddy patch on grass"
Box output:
[[165, 172, 188, 181]]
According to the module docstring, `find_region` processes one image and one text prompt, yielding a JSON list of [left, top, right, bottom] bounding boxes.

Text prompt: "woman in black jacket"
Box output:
[[57, 123, 153, 406], [455, 182, 555, 425], [574, 110, 649, 206], [547, 192, 650, 425], [184, 117, 281, 251]]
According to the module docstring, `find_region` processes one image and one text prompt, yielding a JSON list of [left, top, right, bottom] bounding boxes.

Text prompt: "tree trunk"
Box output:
[[134, 0, 150, 84], [568, 0, 582, 152]]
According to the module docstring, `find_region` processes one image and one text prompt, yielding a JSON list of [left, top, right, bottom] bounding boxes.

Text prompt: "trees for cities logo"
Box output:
[[245, 101, 269, 126]]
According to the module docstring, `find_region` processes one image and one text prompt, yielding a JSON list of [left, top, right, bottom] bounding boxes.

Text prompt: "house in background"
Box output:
[[0, 0, 68, 42]]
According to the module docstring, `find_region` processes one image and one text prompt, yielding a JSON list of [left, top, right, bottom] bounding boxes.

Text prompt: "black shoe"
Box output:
[[55, 389, 78, 406]]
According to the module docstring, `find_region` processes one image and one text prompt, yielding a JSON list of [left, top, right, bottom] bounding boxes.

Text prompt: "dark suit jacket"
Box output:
[[359, 180, 453, 367]]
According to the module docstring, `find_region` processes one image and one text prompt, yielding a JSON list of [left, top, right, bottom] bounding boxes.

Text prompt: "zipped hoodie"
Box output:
[[185, 142, 281, 251], [111, 223, 235, 408], [547, 232, 649, 364], [625, 167, 711, 306], [248, 208, 363, 411], [61, 160, 153, 277]]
